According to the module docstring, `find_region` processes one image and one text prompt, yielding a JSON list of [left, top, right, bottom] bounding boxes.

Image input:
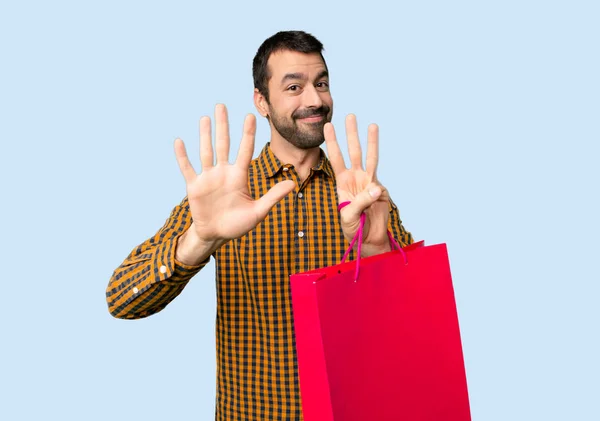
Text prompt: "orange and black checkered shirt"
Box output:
[[106, 143, 413, 420]]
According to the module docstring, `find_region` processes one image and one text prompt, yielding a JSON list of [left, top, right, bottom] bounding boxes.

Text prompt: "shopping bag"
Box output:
[[290, 208, 471, 421]]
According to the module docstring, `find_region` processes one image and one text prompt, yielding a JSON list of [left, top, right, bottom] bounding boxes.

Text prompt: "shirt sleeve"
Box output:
[[387, 197, 414, 248], [106, 197, 210, 319]]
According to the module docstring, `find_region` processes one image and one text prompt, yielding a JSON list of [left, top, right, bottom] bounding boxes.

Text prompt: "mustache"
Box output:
[[293, 106, 330, 120]]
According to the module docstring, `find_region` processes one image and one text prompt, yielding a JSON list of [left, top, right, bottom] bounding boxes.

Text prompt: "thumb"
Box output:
[[254, 180, 296, 219], [343, 184, 382, 221]]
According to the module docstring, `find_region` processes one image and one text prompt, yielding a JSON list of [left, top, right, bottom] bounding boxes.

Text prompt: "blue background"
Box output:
[[1, 1, 598, 419]]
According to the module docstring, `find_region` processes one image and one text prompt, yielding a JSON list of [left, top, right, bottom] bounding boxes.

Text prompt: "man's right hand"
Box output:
[[173, 104, 296, 266]]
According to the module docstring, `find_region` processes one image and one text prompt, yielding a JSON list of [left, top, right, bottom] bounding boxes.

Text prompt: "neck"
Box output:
[[269, 134, 322, 182]]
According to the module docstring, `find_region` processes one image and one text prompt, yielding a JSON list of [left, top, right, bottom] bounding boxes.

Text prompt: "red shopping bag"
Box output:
[[290, 210, 471, 421]]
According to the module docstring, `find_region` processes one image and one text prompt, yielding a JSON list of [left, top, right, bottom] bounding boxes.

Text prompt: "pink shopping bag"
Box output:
[[290, 225, 471, 420]]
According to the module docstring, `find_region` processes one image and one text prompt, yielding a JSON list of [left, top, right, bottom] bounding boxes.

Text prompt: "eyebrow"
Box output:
[[280, 69, 329, 86]]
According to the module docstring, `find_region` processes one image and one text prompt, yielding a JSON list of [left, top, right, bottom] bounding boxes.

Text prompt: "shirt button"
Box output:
[[298, 192, 303, 198], [298, 231, 305, 238], [133, 287, 139, 294], [283, 167, 289, 172], [159, 265, 167, 274]]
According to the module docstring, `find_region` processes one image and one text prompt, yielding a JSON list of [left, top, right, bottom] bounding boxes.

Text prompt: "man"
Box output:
[[106, 30, 413, 420]]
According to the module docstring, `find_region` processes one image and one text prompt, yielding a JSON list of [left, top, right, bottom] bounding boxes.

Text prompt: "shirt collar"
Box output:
[[257, 142, 334, 179]]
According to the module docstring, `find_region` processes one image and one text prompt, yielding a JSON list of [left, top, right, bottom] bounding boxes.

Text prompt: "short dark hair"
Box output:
[[252, 30, 326, 102]]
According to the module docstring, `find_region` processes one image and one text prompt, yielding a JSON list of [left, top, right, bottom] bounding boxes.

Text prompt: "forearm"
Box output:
[[106, 236, 209, 319], [106, 198, 210, 319]]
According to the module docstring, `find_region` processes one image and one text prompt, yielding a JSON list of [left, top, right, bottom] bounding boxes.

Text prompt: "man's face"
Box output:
[[264, 50, 333, 149]]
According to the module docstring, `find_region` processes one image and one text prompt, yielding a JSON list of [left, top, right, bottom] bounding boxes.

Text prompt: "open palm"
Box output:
[[174, 104, 295, 245]]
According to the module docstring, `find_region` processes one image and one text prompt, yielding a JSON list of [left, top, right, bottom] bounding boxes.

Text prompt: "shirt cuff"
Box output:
[[153, 234, 210, 283]]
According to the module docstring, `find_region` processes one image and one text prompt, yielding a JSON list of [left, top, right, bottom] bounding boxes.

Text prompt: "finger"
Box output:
[[199, 116, 213, 170], [235, 114, 256, 169], [174, 138, 197, 184], [324, 122, 347, 175], [342, 182, 383, 220], [365, 123, 379, 179], [345, 114, 363, 170], [215, 103, 230, 164], [254, 180, 296, 220]]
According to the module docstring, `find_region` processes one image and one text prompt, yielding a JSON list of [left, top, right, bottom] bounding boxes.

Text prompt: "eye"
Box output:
[[287, 84, 301, 91], [316, 81, 330, 90]]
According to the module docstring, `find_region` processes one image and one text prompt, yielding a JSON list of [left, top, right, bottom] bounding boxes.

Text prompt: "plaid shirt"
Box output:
[[106, 143, 413, 420]]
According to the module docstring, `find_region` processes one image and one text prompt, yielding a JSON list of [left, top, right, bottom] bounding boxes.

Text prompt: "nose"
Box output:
[[303, 84, 324, 109]]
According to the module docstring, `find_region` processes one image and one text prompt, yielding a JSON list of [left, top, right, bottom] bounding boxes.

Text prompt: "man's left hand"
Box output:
[[324, 114, 393, 257]]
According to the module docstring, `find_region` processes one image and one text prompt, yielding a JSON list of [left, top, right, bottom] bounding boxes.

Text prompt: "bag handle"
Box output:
[[338, 201, 406, 281]]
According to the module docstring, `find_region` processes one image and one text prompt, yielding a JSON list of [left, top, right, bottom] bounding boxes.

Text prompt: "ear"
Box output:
[[253, 88, 269, 118]]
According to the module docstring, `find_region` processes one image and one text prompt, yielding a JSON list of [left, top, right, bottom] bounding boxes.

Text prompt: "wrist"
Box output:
[[361, 242, 392, 258], [176, 226, 223, 266]]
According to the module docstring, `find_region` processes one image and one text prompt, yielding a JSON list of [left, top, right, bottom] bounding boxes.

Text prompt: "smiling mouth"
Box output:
[[297, 115, 324, 122]]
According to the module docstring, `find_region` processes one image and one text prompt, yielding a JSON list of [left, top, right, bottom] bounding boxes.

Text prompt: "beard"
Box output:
[[269, 104, 332, 150]]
